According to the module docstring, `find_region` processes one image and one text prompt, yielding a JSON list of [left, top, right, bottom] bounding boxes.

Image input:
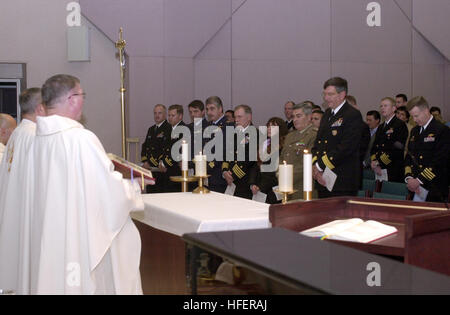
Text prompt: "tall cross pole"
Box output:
[[116, 27, 127, 159]]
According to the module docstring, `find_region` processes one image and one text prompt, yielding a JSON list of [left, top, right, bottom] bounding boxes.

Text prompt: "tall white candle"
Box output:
[[303, 150, 312, 192], [181, 141, 188, 171], [194, 152, 207, 176], [279, 161, 293, 192]]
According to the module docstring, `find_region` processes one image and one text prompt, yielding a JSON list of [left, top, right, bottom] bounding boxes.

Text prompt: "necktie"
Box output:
[[419, 126, 424, 134], [329, 111, 335, 121]]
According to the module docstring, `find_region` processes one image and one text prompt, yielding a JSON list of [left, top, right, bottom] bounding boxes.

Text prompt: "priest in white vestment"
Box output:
[[0, 88, 43, 294], [25, 75, 144, 295], [0, 142, 5, 163], [0, 113, 17, 163]]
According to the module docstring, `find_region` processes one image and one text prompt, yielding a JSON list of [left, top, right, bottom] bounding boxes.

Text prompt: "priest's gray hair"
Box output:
[[41, 74, 80, 108], [19, 88, 41, 115], [293, 102, 313, 115]]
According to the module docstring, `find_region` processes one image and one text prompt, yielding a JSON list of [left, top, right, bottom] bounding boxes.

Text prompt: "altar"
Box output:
[[131, 192, 270, 294]]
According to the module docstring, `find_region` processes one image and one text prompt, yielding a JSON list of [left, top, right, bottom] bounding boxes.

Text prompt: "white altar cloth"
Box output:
[[131, 192, 270, 236]]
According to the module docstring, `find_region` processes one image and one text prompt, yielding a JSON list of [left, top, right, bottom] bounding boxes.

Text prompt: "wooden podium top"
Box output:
[[269, 197, 450, 276]]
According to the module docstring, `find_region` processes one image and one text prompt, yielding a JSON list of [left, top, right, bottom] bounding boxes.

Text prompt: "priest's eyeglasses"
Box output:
[[68, 93, 86, 100]]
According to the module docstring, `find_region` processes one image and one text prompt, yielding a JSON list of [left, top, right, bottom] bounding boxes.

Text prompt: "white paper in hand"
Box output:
[[413, 186, 429, 202], [375, 168, 388, 182], [272, 186, 283, 201], [252, 191, 267, 203], [224, 183, 236, 196], [323, 167, 337, 192]]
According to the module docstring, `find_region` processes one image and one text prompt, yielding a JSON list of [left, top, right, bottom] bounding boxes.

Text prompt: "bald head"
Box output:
[[0, 114, 17, 145]]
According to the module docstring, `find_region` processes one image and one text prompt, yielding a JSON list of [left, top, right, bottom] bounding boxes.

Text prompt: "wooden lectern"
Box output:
[[269, 197, 450, 276]]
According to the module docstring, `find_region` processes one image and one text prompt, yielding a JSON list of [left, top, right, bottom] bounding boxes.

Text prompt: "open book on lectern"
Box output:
[[107, 153, 156, 185], [300, 218, 397, 243]]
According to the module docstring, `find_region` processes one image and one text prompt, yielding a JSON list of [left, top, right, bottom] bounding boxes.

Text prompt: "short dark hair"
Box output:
[[396, 94, 408, 102], [225, 110, 234, 118], [42, 74, 80, 108], [406, 96, 428, 112], [188, 100, 204, 111], [312, 109, 324, 115], [323, 77, 348, 95], [396, 106, 410, 119], [19, 87, 41, 115], [430, 106, 441, 114], [168, 104, 183, 115], [366, 110, 381, 121], [267, 117, 289, 138], [205, 96, 223, 109], [303, 100, 316, 107]]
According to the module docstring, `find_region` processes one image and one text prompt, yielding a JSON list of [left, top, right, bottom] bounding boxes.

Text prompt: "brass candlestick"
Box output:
[[170, 170, 197, 192], [274, 189, 298, 204], [303, 191, 313, 201], [193, 175, 210, 194]]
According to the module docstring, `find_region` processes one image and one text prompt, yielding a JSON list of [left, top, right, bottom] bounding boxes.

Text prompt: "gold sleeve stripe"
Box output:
[[141, 156, 148, 162], [420, 170, 435, 181], [232, 164, 246, 179], [420, 172, 432, 181], [380, 153, 391, 165], [322, 155, 335, 170], [312, 156, 318, 164], [371, 154, 377, 161], [423, 168, 436, 179], [165, 156, 173, 167], [425, 168, 435, 177], [222, 162, 230, 170], [150, 157, 158, 165], [233, 164, 245, 177]]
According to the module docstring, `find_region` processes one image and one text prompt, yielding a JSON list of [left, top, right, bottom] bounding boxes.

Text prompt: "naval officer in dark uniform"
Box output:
[[187, 100, 208, 162], [405, 96, 450, 203], [370, 97, 408, 183], [159, 104, 186, 192], [187, 100, 208, 190], [141, 104, 172, 193], [222, 105, 258, 200], [204, 96, 229, 193], [312, 77, 364, 198]]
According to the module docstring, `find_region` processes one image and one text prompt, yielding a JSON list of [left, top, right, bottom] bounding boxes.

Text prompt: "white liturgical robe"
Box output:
[[0, 119, 36, 294], [25, 115, 144, 295], [0, 142, 5, 164]]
